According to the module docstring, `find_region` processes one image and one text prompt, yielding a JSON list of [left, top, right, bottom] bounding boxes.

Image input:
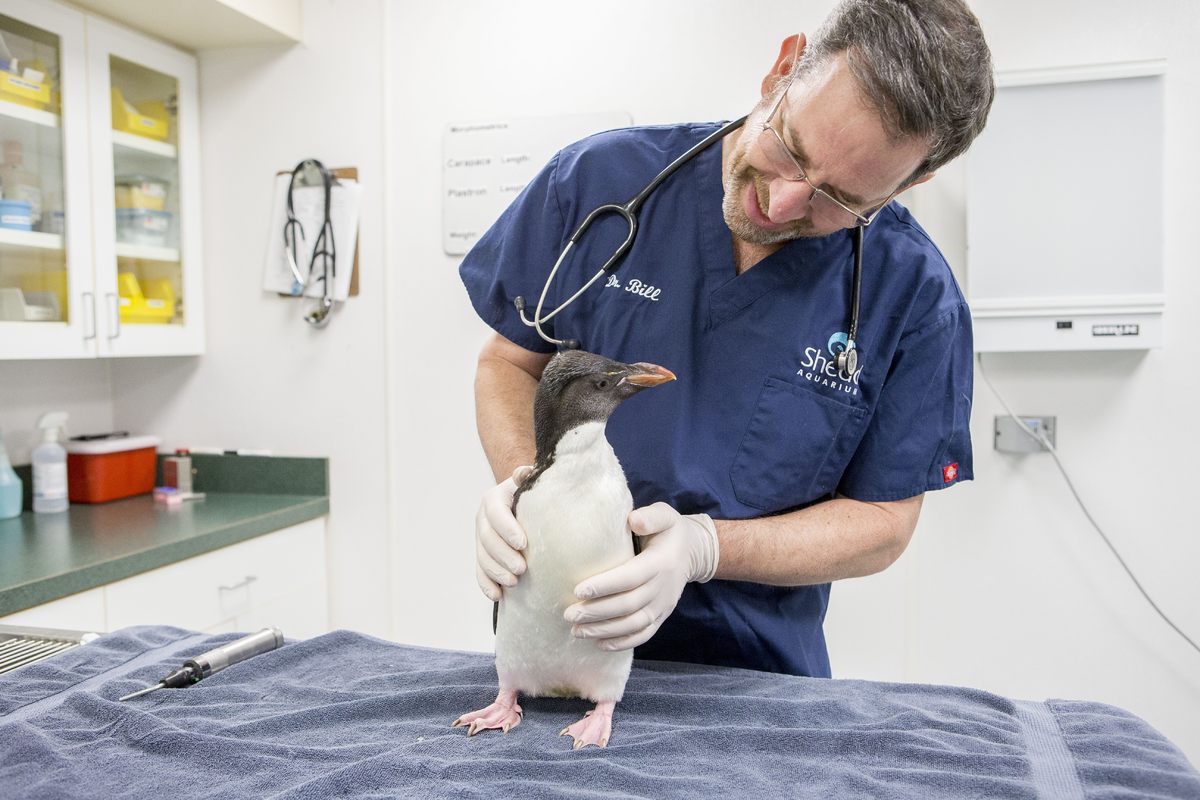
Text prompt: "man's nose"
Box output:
[[766, 177, 816, 224]]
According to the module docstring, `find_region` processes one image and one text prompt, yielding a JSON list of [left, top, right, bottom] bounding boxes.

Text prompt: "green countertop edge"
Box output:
[[0, 495, 329, 617]]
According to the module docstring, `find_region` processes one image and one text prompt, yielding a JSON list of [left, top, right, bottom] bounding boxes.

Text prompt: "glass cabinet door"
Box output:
[[87, 16, 203, 357], [0, 1, 92, 359], [109, 57, 182, 324]]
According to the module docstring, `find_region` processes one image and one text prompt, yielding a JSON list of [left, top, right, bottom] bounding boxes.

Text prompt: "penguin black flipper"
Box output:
[[492, 458, 554, 636]]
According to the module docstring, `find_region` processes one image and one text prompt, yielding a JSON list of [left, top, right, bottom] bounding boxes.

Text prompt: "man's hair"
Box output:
[[797, 0, 994, 181]]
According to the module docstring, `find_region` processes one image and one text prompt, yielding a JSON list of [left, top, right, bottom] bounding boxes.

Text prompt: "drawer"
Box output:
[[237, 583, 329, 640], [0, 587, 106, 631], [105, 519, 327, 632]]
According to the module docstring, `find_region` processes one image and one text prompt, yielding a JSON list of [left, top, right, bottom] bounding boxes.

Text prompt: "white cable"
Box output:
[[976, 353, 1200, 658]]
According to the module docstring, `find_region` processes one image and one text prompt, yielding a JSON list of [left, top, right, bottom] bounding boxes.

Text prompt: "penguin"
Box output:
[[453, 350, 676, 749]]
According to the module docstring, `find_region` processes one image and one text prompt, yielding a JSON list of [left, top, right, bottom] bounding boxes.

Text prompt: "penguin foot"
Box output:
[[559, 700, 616, 749], [453, 689, 523, 736]]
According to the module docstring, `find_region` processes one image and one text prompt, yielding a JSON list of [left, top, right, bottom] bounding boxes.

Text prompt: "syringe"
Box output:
[[119, 627, 284, 701]]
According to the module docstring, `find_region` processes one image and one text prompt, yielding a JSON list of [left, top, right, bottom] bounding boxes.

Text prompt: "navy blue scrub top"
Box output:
[[459, 123, 974, 678]]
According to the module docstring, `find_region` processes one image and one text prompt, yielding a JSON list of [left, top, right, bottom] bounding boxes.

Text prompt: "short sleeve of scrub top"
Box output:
[[458, 123, 975, 679], [458, 154, 566, 354]]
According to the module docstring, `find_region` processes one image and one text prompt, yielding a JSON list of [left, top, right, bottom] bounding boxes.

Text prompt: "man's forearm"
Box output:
[[475, 359, 538, 482], [474, 335, 553, 482], [714, 494, 924, 586]]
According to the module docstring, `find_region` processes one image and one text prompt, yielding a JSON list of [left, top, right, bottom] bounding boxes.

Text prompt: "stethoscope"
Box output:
[[283, 158, 337, 328], [514, 118, 865, 381]]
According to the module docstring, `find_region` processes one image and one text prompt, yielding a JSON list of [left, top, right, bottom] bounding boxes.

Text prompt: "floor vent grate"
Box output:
[[0, 626, 94, 675]]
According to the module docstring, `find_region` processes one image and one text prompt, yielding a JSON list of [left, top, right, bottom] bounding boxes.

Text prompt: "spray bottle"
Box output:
[[32, 412, 68, 514], [0, 428, 22, 519]]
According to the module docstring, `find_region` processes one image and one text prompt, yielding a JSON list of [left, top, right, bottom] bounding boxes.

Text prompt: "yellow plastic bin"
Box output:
[[111, 88, 168, 141], [0, 71, 50, 110], [20, 270, 68, 320], [117, 272, 175, 324], [115, 175, 168, 211]]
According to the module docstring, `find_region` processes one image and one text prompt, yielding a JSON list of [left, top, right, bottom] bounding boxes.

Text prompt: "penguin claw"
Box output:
[[453, 691, 523, 738], [560, 701, 615, 749]]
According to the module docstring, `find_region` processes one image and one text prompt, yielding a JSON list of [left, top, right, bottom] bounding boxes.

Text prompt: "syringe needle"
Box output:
[[119, 682, 165, 702], [116, 628, 284, 702]]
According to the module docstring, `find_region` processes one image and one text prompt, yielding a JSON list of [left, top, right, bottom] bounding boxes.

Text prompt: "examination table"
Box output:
[[1, 626, 1197, 799]]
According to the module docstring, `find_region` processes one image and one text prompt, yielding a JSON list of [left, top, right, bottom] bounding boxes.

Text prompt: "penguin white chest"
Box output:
[[497, 422, 634, 702]]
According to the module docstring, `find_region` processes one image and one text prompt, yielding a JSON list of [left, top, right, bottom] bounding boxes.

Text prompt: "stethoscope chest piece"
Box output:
[[836, 345, 858, 382]]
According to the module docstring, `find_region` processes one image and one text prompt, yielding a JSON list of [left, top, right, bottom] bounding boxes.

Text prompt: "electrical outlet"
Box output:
[[994, 415, 1056, 453]]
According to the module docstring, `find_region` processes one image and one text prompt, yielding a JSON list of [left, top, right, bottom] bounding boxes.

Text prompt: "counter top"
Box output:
[[0, 455, 328, 617]]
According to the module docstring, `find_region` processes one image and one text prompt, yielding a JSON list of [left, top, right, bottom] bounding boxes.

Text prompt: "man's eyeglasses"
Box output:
[[756, 77, 898, 228]]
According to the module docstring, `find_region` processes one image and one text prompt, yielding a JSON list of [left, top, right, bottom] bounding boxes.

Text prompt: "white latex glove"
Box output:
[[475, 465, 534, 602], [564, 502, 719, 651]]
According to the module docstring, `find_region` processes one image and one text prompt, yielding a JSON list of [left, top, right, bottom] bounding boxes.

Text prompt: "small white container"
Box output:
[[33, 411, 69, 514], [115, 208, 171, 247]]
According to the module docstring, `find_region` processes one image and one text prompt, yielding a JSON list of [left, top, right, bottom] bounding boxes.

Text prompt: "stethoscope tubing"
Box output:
[[284, 159, 338, 327], [517, 117, 747, 346], [516, 114, 864, 381]]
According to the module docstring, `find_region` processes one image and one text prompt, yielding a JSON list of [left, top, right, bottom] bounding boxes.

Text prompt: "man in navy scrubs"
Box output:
[[460, 0, 994, 677]]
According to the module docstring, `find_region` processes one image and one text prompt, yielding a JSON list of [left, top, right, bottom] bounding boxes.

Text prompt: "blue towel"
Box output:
[[1, 626, 1197, 799]]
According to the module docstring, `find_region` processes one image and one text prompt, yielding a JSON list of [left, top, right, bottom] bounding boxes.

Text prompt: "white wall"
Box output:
[[386, 0, 1200, 766], [385, 0, 808, 651], [110, 0, 392, 636], [888, 0, 1200, 761], [0, 360, 113, 460]]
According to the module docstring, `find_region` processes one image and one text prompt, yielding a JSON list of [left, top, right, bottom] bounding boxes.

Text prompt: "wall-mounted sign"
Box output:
[[442, 111, 632, 256]]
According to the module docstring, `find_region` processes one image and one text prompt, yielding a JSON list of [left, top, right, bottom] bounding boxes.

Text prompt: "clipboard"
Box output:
[[263, 166, 361, 299]]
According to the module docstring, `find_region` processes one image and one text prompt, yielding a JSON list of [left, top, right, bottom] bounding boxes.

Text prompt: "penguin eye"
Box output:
[[595, 379, 610, 390]]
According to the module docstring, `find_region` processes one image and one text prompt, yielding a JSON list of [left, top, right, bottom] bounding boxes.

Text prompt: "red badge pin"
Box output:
[[942, 463, 959, 483]]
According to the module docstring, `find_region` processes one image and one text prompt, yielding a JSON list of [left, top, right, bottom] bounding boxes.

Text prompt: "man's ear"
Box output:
[[761, 33, 806, 98], [903, 171, 937, 191]]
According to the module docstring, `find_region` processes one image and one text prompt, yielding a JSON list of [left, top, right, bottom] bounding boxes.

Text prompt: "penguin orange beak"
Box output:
[[622, 363, 677, 387]]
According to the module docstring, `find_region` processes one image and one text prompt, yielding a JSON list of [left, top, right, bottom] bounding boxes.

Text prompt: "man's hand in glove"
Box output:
[[564, 502, 719, 650], [475, 466, 534, 602]]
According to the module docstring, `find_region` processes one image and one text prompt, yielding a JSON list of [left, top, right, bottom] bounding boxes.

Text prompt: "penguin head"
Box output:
[[533, 350, 675, 461]]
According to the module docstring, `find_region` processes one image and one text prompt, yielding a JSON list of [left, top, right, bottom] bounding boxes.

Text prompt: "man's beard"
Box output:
[[721, 158, 820, 246]]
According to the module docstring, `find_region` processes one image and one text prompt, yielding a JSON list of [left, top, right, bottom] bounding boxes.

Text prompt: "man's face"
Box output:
[[723, 54, 930, 245]]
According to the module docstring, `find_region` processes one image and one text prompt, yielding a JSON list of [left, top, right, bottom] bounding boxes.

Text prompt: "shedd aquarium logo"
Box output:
[[796, 331, 862, 395]]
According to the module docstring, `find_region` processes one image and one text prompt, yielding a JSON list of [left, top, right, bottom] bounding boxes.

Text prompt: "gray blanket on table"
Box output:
[[1, 626, 1196, 799]]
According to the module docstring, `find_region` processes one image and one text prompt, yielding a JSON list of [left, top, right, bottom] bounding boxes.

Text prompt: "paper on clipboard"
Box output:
[[263, 173, 361, 300]]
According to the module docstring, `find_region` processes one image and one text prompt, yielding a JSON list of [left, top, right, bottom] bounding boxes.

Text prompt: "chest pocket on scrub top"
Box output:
[[730, 377, 868, 511]]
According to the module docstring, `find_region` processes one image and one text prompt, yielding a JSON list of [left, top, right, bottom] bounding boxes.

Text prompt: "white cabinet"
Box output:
[[0, 519, 329, 639], [105, 518, 329, 638], [0, 585, 106, 630], [0, 0, 203, 359]]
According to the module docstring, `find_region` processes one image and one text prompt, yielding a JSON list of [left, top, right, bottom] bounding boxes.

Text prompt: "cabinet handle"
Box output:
[[82, 292, 96, 340], [218, 575, 258, 592], [106, 293, 121, 339]]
